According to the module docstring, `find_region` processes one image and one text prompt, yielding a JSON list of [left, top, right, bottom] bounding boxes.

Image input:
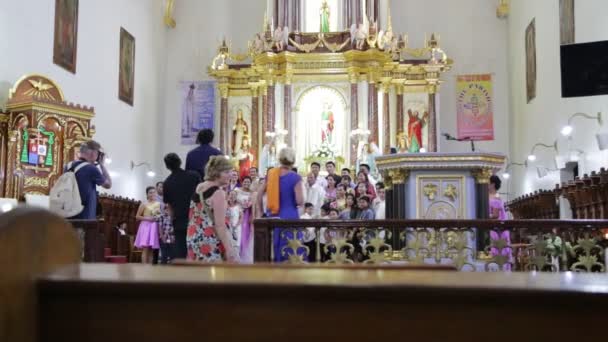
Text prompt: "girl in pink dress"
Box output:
[[489, 175, 512, 270], [134, 186, 161, 264]]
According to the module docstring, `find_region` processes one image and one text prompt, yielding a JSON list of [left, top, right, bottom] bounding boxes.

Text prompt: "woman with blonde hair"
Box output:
[[186, 155, 239, 262], [256, 147, 304, 262]]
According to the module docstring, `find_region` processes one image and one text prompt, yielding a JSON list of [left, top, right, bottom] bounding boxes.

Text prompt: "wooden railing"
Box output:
[[253, 219, 608, 272], [507, 189, 559, 219], [508, 167, 608, 219], [98, 194, 140, 255], [67, 219, 105, 262]]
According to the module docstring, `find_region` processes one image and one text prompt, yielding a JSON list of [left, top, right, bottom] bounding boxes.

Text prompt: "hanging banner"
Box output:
[[456, 74, 494, 141], [180, 81, 216, 145]]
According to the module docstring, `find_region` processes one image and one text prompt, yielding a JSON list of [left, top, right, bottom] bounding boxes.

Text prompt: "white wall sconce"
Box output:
[[536, 166, 558, 179], [568, 148, 584, 162], [528, 141, 558, 162], [596, 132, 608, 151], [130, 161, 156, 178], [502, 161, 527, 179], [560, 112, 602, 137]]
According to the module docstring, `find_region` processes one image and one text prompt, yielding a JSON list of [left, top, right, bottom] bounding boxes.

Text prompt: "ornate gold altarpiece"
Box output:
[[0, 75, 95, 200], [208, 28, 452, 170]]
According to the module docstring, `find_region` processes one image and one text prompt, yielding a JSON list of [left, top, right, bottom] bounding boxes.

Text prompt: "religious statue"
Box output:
[[320, 0, 330, 33], [357, 142, 381, 178], [236, 135, 254, 181], [407, 109, 429, 153], [351, 23, 367, 50], [273, 26, 288, 51], [249, 33, 265, 55], [397, 132, 409, 153], [231, 109, 249, 156], [260, 136, 278, 176], [320, 102, 334, 144], [378, 29, 394, 50], [181, 83, 195, 137]]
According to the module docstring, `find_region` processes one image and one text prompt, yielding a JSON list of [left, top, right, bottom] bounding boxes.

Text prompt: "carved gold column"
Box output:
[[284, 82, 292, 146], [382, 83, 390, 154], [350, 74, 359, 166], [219, 85, 229, 153], [261, 85, 269, 134], [396, 85, 404, 138], [251, 86, 259, 166], [368, 79, 378, 144], [267, 84, 275, 133], [428, 92, 437, 152]]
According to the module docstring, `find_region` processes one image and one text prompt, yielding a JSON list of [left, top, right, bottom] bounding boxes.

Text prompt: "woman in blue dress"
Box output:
[[256, 147, 304, 262]]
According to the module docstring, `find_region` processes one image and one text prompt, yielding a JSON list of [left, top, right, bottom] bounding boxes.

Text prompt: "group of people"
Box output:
[[66, 128, 509, 266]]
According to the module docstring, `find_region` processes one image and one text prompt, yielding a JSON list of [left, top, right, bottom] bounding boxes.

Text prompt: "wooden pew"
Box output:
[[38, 263, 608, 342], [0, 207, 80, 342]]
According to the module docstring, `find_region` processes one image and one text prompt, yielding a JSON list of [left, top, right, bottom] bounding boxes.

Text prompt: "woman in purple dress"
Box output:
[[489, 175, 512, 270], [256, 147, 304, 262]]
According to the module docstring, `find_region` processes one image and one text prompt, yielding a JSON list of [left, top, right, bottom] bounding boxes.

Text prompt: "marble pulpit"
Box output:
[[377, 152, 506, 220], [376, 153, 506, 268]]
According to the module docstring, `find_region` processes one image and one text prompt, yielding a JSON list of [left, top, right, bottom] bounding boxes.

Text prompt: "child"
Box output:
[[157, 203, 175, 264], [319, 203, 331, 262], [134, 186, 161, 264], [226, 190, 242, 252], [301, 202, 316, 262], [357, 195, 375, 220]]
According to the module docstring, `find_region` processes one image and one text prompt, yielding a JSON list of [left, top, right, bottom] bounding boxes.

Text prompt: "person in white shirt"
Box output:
[[304, 173, 326, 217], [301, 203, 316, 262], [373, 182, 386, 220], [310, 162, 327, 188]]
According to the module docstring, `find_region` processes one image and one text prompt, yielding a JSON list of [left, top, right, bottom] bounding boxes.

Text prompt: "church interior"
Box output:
[[2, 1, 608, 341]]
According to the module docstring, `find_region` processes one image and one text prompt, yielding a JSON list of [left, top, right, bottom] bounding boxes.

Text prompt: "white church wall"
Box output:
[[391, 0, 510, 157], [0, 0, 167, 200], [159, 0, 266, 179], [507, 0, 608, 200]]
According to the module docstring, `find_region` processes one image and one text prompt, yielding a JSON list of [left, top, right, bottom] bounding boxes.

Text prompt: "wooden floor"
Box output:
[[38, 264, 608, 342]]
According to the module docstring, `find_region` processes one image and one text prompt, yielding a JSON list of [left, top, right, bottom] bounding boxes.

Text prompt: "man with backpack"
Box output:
[[53, 140, 112, 219]]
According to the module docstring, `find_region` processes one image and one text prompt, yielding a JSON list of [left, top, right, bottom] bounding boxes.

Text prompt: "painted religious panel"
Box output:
[[456, 74, 494, 141], [53, 0, 79, 73], [525, 19, 537, 103], [294, 85, 348, 169], [228, 100, 252, 180], [180, 81, 216, 145], [560, 0, 575, 45], [399, 93, 429, 153], [118, 27, 135, 106]]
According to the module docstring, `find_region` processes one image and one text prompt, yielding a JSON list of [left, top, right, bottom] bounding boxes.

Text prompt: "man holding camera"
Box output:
[[65, 140, 112, 219]]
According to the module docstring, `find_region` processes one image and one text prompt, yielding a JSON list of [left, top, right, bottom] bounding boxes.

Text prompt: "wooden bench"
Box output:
[[38, 263, 608, 342]]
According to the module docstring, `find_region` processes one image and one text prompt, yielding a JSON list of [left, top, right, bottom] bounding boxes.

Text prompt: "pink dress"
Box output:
[[134, 202, 161, 249], [489, 196, 512, 270]]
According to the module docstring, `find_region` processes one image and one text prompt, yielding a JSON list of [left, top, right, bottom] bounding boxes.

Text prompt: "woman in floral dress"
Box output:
[[187, 156, 239, 262]]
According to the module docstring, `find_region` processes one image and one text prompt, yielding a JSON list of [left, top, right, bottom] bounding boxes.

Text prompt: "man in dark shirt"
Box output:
[[66, 140, 112, 219], [185, 129, 222, 180], [163, 153, 201, 259]]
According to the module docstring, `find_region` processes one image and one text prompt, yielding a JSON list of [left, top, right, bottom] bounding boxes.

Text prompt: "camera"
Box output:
[[97, 151, 105, 163]]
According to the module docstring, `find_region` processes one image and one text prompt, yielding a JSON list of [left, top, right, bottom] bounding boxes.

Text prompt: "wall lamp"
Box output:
[[536, 166, 559, 179], [560, 112, 602, 137], [527, 141, 558, 162], [502, 161, 527, 179], [130, 161, 156, 178]]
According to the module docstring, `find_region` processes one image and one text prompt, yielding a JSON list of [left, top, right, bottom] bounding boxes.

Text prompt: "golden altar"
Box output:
[[207, 11, 453, 172]]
